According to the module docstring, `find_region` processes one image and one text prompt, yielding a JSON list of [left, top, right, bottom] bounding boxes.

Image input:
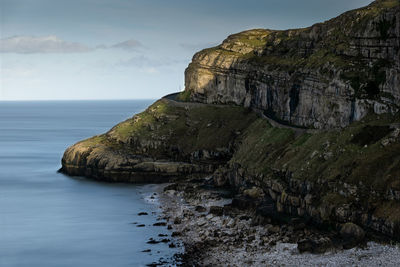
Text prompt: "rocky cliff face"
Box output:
[[61, 0, 400, 241], [185, 0, 400, 129], [61, 98, 400, 240], [60, 99, 258, 182]]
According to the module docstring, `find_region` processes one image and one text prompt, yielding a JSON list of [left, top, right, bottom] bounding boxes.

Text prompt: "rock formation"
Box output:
[[185, 0, 400, 129], [61, 0, 400, 241]]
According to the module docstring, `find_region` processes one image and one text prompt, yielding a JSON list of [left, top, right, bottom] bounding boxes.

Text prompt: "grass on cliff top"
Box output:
[[195, 0, 397, 77], [231, 112, 400, 195], [75, 134, 127, 151], [105, 99, 258, 158], [364, 0, 399, 14], [77, 135, 107, 147], [106, 100, 173, 141], [222, 29, 271, 49]]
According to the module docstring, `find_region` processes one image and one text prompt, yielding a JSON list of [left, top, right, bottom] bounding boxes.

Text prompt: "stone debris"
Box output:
[[160, 181, 400, 266]]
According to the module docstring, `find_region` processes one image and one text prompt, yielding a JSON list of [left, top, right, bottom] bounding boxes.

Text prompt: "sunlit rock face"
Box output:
[[185, 0, 400, 129]]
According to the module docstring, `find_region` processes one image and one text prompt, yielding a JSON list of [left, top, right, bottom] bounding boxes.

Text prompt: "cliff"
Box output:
[[61, 0, 400, 241], [184, 0, 400, 129], [61, 99, 258, 182]]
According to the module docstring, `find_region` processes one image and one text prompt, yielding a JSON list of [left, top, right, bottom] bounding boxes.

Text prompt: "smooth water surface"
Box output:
[[0, 100, 179, 267]]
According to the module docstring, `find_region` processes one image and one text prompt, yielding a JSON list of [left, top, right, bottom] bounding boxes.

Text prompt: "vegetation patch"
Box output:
[[350, 125, 392, 146], [77, 135, 107, 147], [375, 17, 396, 40], [231, 112, 400, 195], [177, 90, 192, 102], [321, 193, 349, 206], [105, 99, 258, 160], [374, 201, 400, 224]]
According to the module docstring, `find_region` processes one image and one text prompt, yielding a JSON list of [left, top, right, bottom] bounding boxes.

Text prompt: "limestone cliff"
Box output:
[[60, 99, 258, 182], [61, 98, 400, 239], [184, 0, 400, 129], [61, 0, 400, 241]]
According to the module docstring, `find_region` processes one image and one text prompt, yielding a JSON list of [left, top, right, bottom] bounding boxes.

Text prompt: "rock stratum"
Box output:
[[61, 0, 400, 242], [185, 0, 400, 129]]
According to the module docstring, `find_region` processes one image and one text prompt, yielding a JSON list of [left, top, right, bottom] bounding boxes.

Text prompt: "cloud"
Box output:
[[110, 39, 143, 50], [117, 55, 187, 68], [142, 67, 159, 74], [0, 35, 93, 54], [0, 35, 143, 54]]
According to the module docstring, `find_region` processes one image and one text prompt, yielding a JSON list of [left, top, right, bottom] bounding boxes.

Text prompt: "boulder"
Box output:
[[231, 196, 256, 210], [195, 205, 207, 212], [243, 186, 265, 199], [297, 237, 333, 253], [256, 198, 276, 218], [268, 225, 280, 234], [209, 206, 224, 216], [173, 217, 182, 224], [340, 222, 365, 248]]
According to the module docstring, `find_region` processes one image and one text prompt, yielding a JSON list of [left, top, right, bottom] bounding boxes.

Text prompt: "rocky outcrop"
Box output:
[[61, 0, 400, 241], [340, 222, 366, 248], [210, 113, 400, 239], [217, 165, 400, 239], [61, 140, 210, 183], [60, 99, 258, 182], [184, 0, 400, 129], [61, 97, 400, 240]]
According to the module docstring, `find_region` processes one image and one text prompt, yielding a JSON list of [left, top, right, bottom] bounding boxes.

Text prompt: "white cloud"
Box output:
[[117, 55, 187, 68], [111, 39, 143, 50], [142, 67, 159, 74], [0, 35, 144, 54], [0, 35, 93, 54]]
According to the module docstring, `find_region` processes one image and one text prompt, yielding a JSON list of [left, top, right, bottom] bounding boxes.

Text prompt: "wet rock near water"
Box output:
[[147, 239, 160, 244], [153, 222, 167, 226], [209, 206, 224, 216], [195, 205, 207, 212]]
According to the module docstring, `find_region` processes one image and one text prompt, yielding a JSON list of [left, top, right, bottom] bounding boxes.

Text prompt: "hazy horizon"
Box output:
[[1, 0, 373, 101]]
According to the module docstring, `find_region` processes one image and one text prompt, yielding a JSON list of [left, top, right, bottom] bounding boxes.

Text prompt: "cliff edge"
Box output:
[[61, 0, 400, 241], [184, 0, 400, 129]]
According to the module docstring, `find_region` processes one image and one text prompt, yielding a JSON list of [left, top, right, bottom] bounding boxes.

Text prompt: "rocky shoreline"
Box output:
[[158, 179, 400, 266]]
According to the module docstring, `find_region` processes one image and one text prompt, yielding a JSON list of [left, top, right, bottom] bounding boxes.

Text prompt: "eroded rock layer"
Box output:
[[60, 99, 258, 182], [184, 0, 400, 129]]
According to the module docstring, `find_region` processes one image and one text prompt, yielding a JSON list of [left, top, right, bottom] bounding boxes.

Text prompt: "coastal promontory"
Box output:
[[61, 0, 400, 248]]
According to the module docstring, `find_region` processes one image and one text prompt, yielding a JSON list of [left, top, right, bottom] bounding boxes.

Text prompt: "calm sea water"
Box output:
[[0, 100, 180, 267]]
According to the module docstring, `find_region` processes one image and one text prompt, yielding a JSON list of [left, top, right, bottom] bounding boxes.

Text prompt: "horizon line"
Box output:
[[0, 98, 159, 102]]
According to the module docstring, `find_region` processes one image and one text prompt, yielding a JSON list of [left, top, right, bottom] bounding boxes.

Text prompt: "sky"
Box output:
[[0, 0, 373, 100]]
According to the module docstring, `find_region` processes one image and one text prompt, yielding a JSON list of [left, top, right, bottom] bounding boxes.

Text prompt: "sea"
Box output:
[[0, 100, 181, 267]]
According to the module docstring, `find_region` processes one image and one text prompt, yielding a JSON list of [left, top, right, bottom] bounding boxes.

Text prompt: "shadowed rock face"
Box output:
[[185, 0, 400, 129]]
